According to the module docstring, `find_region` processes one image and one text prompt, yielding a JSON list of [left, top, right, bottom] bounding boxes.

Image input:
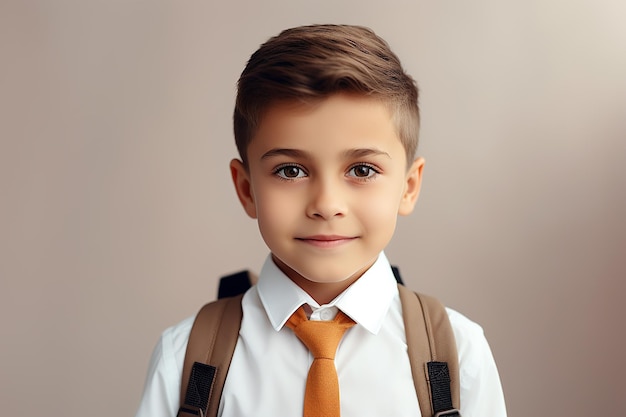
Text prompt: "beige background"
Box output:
[[2, 1, 625, 416]]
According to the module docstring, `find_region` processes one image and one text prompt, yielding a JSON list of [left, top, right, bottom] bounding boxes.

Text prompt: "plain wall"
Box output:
[[2, 1, 625, 416]]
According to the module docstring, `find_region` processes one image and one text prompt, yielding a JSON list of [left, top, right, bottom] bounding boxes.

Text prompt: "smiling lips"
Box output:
[[295, 235, 357, 248]]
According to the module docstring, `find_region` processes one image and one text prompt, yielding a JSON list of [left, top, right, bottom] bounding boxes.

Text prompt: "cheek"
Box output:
[[357, 189, 400, 227], [357, 184, 404, 235], [364, 201, 399, 228], [254, 188, 297, 229], [363, 181, 404, 213]]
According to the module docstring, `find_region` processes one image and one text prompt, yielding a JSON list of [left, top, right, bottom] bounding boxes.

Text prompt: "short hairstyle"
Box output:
[[234, 24, 420, 166]]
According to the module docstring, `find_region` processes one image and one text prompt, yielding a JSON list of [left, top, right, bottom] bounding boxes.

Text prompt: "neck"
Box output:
[[271, 254, 371, 305], [290, 277, 355, 305]]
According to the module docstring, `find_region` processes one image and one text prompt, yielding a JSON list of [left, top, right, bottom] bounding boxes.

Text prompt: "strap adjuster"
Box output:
[[177, 405, 205, 417], [434, 409, 461, 417]]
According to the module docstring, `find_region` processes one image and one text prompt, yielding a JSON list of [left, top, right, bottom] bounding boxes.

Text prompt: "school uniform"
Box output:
[[135, 252, 507, 417]]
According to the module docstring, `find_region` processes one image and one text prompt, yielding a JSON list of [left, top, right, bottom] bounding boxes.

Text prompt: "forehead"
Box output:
[[249, 94, 405, 160]]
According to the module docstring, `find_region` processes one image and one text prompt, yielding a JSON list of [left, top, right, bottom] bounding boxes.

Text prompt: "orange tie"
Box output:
[[286, 306, 356, 417]]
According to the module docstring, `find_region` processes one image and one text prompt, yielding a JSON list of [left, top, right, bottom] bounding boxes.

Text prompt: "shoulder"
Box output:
[[161, 315, 195, 356], [445, 307, 490, 376], [135, 315, 195, 417], [148, 315, 195, 386], [445, 307, 486, 347], [445, 307, 507, 415]]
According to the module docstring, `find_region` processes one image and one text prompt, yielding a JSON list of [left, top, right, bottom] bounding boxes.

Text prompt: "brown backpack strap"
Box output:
[[177, 277, 458, 417], [398, 284, 461, 417], [178, 293, 244, 417]]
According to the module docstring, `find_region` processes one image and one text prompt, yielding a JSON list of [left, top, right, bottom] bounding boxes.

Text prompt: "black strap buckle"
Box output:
[[434, 409, 461, 417]]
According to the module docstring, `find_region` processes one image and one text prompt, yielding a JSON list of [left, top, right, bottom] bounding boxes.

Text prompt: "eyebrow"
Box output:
[[260, 147, 391, 160], [342, 148, 392, 159], [261, 148, 308, 160]]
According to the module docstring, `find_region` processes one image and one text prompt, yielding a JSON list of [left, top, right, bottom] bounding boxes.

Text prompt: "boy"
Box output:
[[135, 24, 506, 417]]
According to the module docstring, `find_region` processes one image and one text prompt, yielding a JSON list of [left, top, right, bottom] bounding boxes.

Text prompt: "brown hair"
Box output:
[[234, 24, 420, 166]]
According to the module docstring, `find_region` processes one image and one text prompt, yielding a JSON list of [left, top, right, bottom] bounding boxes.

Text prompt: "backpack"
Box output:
[[177, 269, 461, 417]]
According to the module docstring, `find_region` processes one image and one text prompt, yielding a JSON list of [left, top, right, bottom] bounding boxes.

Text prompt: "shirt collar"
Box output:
[[257, 252, 398, 334]]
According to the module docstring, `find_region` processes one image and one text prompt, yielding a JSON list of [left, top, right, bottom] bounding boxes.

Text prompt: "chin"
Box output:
[[296, 265, 365, 284]]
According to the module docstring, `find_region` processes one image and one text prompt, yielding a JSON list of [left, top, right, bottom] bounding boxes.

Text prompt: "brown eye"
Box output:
[[348, 164, 378, 178], [283, 167, 300, 177], [354, 165, 371, 177], [275, 165, 306, 179]]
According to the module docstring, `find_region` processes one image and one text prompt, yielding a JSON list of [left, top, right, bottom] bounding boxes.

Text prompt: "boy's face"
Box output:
[[231, 93, 424, 296]]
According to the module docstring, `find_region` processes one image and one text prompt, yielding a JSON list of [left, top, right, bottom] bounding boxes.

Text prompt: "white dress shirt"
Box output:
[[135, 253, 507, 417]]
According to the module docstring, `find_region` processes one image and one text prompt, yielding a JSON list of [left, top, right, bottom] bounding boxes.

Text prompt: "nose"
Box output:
[[306, 178, 347, 220]]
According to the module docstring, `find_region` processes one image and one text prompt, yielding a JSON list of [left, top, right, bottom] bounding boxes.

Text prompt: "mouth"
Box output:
[[295, 235, 357, 248]]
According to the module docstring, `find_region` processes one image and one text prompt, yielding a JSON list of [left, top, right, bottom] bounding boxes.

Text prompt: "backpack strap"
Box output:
[[177, 293, 244, 417], [398, 284, 461, 417], [178, 271, 460, 417]]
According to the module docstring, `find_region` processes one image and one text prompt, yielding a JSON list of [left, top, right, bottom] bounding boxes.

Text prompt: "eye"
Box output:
[[348, 164, 379, 179], [274, 164, 307, 179]]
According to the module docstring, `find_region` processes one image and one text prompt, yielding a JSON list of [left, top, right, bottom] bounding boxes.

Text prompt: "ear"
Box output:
[[230, 159, 257, 219], [398, 157, 425, 216]]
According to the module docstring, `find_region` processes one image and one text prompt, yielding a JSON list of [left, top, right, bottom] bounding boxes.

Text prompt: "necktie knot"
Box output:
[[286, 307, 355, 359]]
